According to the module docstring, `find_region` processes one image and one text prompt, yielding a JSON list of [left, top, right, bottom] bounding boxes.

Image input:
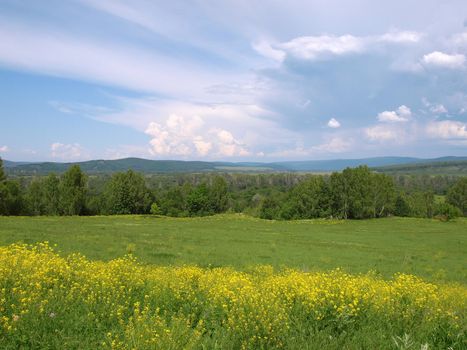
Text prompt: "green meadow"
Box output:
[[0, 214, 465, 284]]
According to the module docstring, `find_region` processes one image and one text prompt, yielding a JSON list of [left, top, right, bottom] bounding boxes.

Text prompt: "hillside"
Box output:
[[3, 156, 467, 175], [373, 159, 467, 175]]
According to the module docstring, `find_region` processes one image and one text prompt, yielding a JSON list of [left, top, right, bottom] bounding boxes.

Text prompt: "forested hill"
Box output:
[[372, 159, 467, 175], [3, 156, 467, 175]]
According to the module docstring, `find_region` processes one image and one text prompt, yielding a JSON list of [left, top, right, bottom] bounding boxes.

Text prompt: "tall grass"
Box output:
[[1, 243, 465, 349]]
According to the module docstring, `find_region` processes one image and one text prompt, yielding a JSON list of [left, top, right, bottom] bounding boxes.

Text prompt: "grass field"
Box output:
[[0, 214, 465, 284], [1, 215, 466, 349]]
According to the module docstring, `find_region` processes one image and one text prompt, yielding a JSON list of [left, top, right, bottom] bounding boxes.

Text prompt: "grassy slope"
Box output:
[[0, 215, 465, 283]]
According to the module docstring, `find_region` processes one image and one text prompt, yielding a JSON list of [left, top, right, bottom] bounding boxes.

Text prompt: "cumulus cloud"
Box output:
[[252, 39, 285, 62], [50, 142, 87, 160], [327, 118, 341, 128], [144, 114, 249, 158], [270, 136, 353, 158], [257, 30, 422, 62], [311, 137, 352, 153], [103, 145, 150, 160], [422, 51, 465, 69], [430, 104, 448, 114], [377, 105, 411, 122], [278, 35, 365, 60], [422, 98, 449, 115], [365, 125, 401, 142], [426, 120, 467, 139], [0, 145, 9, 152], [378, 31, 422, 43]]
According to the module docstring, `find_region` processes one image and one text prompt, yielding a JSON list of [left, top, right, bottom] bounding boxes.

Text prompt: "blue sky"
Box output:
[[0, 0, 467, 162]]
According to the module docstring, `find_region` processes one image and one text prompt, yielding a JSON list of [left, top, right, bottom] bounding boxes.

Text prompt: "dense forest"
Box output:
[[0, 157, 465, 220]]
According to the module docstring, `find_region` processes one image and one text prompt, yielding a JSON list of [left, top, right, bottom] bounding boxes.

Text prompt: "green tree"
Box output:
[[0, 180, 23, 215], [329, 171, 349, 219], [369, 173, 395, 218], [105, 170, 152, 214], [281, 176, 329, 219], [159, 187, 187, 217], [59, 165, 87, 215], [407, 191, 435, 218], [394, 194, 410, 217], [434, 202, 462, 221], [330, 166, 374, 219], [187, 183, 212, 216], [150, 202, 160, 215], [25, 179, 45, 215], [0, 157, 5, 182], [446, 177, 467, 216], [209, 176, 229, 213], [43, 174, 60, 215], [259, 196, 282, 220], [0, 158, 24, 215]]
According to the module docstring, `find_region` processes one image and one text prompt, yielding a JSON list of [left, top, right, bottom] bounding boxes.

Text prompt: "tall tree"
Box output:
[[159, 187, 187, 217], [0, 180, 23, 215], [209, 176, 229, 213], [25, 179, 45, 215], [43, 173, 60, 215], [0, 158, 24, 215], [187, 183, 211, 216], [329, 171, 349, 219], [446, 177, 467, 216], [59, 165, 87, 215], [282, 176, 329, 219], [394, 194, 410, 217], [105, 170, 152, 214], [407, 191, 435, 218], [369, 173, 395, 218], [330, 166, 374, 219], [0, 157, 5, 182]]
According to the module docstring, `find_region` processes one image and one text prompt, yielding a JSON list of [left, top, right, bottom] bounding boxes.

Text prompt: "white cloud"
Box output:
[[327, 118, 341, 128], [50, 143, 88, 160], [426, 120, 467, 139], [451, 32, 467, 46], [422, 51, 465, 69], [144, 114, 250, 158], [378, 31, 422, 43], [0, 145, 9, 153], [422, 98, 448, 115], [278, 34, 365, 60], [267, 30, 422, 61], [365, 125, 400, 141], [430, 104, 448, 114], [252, 40, 285, 62], [311, 137, 352, 153], [377, 105, 411, 122], [270, 136, 353, 158], [103, 145, 150, 160], [0, 20, 227, 97]]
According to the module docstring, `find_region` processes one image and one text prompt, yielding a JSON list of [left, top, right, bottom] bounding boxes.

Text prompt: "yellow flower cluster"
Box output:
[[0, 243, 465, 349]]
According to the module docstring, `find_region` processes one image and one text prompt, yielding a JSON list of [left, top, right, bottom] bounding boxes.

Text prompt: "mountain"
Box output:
[[372, 158, 467, 175], [2, 160, 32, 168], [3, 156, 467, 175], [271, 157, 420, 172]]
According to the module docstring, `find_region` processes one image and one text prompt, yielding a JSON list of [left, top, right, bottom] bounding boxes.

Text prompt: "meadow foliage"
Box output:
[[0, 243, 465, 349]]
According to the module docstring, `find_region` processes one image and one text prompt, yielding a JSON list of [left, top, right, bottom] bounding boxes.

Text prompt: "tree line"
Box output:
[[0, 158, 465, 219]]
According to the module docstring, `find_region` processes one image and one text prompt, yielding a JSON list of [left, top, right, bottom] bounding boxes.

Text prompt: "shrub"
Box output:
[[434, 202, 462, 221]]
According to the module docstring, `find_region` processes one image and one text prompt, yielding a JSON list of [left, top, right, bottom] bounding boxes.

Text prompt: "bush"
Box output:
[[434, 202, 462, 221], [150, 202, 160, 215]]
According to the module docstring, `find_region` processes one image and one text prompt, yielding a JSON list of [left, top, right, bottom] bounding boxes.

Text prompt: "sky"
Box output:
[[0, 0, 467, 162]]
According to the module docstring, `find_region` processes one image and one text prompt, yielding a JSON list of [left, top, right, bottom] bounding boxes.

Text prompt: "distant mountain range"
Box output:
[[3, 156, 467, 175]]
